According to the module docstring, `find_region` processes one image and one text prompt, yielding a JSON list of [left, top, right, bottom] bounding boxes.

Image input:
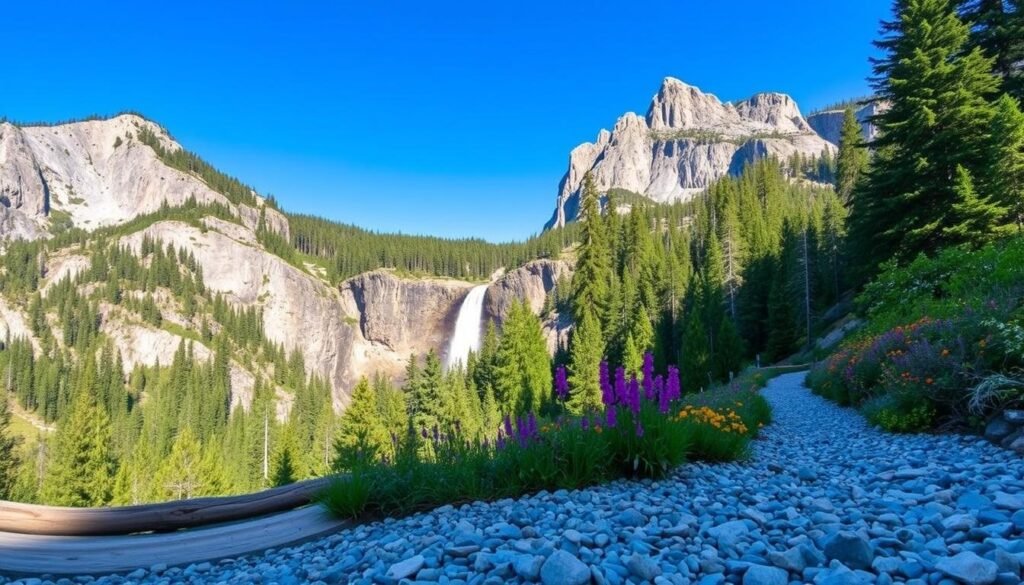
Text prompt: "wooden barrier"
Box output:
[[0, 477, 332, 536]]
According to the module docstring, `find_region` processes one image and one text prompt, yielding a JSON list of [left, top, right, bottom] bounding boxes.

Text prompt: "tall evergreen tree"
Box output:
[[942, 165, 1007, 246], [566, 312, 604, 415], [42, 389, 115, 506], [961, 0, 1024, 100], [493, 301, 552, 414], [572, 173, 613, 329], [835, 108, 869, 202], [0, 397, 19, 499], [850, 0, 1001, 279], [335, 378, 389, 467], [154, 427, 224, 500], [989, 93, 1024, 230]]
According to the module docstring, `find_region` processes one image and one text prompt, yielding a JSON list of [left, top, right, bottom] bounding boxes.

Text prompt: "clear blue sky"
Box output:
[[4, 1, 890, 242]]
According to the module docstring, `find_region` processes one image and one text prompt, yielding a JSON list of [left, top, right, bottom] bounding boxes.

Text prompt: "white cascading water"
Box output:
[[445, 284, 489, 370]]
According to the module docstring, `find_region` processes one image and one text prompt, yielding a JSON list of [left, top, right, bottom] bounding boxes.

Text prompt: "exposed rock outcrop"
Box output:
[[0, 114, 288, 241], [547, 78, 835, 228], [806, 101, 885, 146], [483, 259, 574, 354], [340, 271, 473, 366], [483, 259, 571, 325]]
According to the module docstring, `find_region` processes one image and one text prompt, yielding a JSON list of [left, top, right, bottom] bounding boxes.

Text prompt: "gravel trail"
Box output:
[[9, 372, 1024, 585]]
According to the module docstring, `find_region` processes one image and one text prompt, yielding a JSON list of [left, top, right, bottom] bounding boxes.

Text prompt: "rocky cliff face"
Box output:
[[0, 114, 288, 241], [547, 78, 836, 228], [483, 259, 570, 325], [0, 115, 572, 413], [806, 101, 885, 146]]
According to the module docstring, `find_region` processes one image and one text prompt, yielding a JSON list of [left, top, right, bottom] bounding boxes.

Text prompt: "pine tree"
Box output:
[[0, 397, 20, 499], [961, 0, 1024, 100], [42, 389, 115, 506], [154, 427, 223, 500], [272, 445, 297, 487], [942, 165, 1007, 246], [766, 262, 797, 363], [679, 279, 712, 391], [835, 108, 869, 202], [572, 173, 613, 329], [335, 377, 389, 468], [989, 93, 1024, 230], [850, 0, 1001, 278], [373, 375, 408, 455], [493, 301, 552, 414], [566, 312, 604, 415]]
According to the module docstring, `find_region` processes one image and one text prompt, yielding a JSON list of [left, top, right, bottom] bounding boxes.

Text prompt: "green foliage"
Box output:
[[321, 362, 771, 521], [0, 397, 20, 499], [334, 378, 389, 470], [154, 426, 225, 500], [988, 94, 1024, 230], [567, 312, 604, 414], [849, 0, 1005, 281], [835, 108, 868, 202], [41, 389, 115, 506], [285, 212, 578, 282], [493, 301, 552, 414], [960, 0, 1024, 101], [863, 394, 936, 433], [942, 165, 1006, 247], [810, 235, 1024, 430]]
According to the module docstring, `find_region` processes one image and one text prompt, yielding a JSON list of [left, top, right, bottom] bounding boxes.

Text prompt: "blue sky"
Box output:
[[4, 1, 890, 241]]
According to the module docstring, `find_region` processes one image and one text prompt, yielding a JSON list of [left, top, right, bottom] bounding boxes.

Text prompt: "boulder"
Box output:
[[934, 552, 998, 585], [823, 531, 874, 570], [540, 550, 590, 585]]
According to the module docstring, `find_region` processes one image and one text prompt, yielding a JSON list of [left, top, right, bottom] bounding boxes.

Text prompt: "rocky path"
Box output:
[[5, 372, 1024, 585]]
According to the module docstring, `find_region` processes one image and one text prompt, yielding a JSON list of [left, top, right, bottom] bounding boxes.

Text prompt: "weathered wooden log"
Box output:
[[0, 477, 333, 536]]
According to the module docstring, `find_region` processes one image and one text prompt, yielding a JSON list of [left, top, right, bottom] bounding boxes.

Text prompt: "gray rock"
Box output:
[[708, 520, 749, 541], [548, 78, 836, 228], [540, 550, 590, 585], [1003, 409, 1024, 423], [934, 552, 998, 585], [823, 532, 874, 570], [616, 509, 646, 527], [627, 553, 662, 581], [386, 554, 425, 580], [767, 546, 806, 573], [513, 555, 545, 581], [985, 417, 1016, 442], [742, 565, 788, 585]]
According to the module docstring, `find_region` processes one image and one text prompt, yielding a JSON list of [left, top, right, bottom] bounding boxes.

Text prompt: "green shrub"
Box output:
[[321, 354, 771, 521], [863, 394, 936, 433]]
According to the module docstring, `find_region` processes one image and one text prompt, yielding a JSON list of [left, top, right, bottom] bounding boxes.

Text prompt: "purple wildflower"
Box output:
[[635, 420, 645, 437], [581, 417, 589, 431], [642, 353, 655, 398], [614, 367, 627, 405], [527, 412, 538, 437], [600, 361, 614, 406], [657, 375, 670, 413], [555, 366, 570, 400], [667, 366, 681, 402], [503, 415, 513, 437], [606, 404, 618, 428], [628, 376, 641, 415], [421, 427, 428, 439]]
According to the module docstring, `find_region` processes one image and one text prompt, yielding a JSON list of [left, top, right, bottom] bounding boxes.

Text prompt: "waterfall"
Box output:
[[445, 284, 489, 370]]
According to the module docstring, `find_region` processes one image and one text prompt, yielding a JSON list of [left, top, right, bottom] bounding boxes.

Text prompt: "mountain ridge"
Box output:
[[546, 77, 836, 228]]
